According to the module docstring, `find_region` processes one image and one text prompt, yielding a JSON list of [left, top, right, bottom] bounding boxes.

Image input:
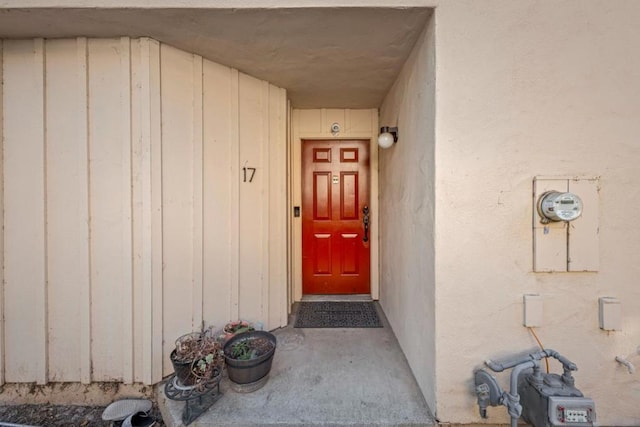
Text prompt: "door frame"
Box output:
[[301, 139, 372, 295], [289, 109, 380, 304]]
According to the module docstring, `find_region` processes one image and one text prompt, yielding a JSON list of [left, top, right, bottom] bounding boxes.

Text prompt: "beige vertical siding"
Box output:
[[45, 38, 91, 383], [268, 85, 288, 328], [87, 38, 132, 382], [88, 39, 132, 381], [202, 62, 238, 330], [238, 74, 267, 322], [1, 37, 288, 385], [3, 39, 48, 384], [130, 38, 163, 385], [160, 44, 198, 372]]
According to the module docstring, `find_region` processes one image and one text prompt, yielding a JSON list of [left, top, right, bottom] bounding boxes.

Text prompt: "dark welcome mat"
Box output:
[[294, 301, 382, 328]]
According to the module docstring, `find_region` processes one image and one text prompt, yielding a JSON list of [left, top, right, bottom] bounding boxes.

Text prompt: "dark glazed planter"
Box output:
[[170, 349, 196, 386], [224, 330, 277, 385]]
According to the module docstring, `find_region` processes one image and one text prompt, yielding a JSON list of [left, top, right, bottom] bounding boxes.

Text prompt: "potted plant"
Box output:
[[170, 331, 224, 387], [223, 330, 277, 387], [222, 320, 255, 341]]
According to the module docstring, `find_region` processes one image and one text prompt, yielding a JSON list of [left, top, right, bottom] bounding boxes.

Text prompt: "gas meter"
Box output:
[[474, 348, 597, 427], [537, 191, 583, 223]]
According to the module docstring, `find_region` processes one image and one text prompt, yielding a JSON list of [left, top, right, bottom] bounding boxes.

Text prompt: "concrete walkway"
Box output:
[[158, 303, 435, 426]]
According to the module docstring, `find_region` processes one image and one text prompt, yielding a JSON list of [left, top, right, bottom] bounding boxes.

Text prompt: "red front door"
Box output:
[[302, 139, 370, 294]]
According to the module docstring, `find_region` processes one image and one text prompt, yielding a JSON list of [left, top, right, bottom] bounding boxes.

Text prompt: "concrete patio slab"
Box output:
[[158, 303, 435, 426]]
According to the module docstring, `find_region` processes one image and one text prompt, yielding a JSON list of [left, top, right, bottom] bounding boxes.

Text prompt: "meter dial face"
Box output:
[[538, 191, 583, 222]]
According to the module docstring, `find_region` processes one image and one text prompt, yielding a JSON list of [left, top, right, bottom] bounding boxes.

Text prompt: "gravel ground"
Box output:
[[0, 403, 165, 427]]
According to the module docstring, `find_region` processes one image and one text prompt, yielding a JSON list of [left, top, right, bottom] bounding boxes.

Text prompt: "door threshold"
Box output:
[[301, 294, 373, 302]]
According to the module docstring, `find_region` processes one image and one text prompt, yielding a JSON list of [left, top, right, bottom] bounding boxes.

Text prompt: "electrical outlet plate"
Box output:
[[523, 294, 543, 327]]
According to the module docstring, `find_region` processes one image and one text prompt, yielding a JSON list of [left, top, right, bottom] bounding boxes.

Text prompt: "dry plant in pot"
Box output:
[[170, 330, 224, 388]]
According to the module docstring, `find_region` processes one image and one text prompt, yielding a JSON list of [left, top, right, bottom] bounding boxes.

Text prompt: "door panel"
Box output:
[[340, 234, 359, 274], [302, 140, 370, 294], [313, 234, 332, 274], [313, 172, 332, 220], [340, 172, 358, 219]]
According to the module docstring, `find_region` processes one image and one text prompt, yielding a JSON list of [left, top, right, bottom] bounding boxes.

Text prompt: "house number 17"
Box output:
[[242, 167, 256, 183]]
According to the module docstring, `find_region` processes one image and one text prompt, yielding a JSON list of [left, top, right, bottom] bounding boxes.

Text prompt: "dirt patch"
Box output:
[[0, 403, 165, 426]]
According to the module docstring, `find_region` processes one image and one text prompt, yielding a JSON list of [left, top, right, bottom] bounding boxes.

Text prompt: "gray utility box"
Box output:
[[518, 371, 596, 427]]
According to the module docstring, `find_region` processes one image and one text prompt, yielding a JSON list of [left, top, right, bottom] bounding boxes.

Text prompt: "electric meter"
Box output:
[[537, 191, 583, 223]]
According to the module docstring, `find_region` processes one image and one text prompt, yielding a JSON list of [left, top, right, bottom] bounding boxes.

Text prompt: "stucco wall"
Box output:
[[434, 1, 640, 425], [378, 15, 436, 412], [1, 37, 287, 385]]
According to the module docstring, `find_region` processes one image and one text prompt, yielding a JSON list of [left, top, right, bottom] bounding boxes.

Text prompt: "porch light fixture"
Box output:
[[378, 126, 398, 149]]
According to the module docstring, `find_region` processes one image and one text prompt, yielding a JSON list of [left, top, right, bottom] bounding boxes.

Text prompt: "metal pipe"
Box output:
[[542, 348, 577, 371], [485, 355, 533, 372], [485, 359, 507, 372], [615, 356, 636, 374], [511, 360, 536, 401], [507, 360, 537, 427], [486, 348, 577, 373]]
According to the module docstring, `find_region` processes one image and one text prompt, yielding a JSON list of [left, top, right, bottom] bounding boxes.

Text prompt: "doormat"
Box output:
[[294, 302, 382, 328]]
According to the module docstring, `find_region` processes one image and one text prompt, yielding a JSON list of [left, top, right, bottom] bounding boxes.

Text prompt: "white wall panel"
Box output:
[[45, 38, 90, 382], [268, 85, 288, 328], [131, 38, 163, 385], [1, 36, 287, 385], [202, 60, 237, 329], [192, 55, 204, 335], [130, 37, 145, 385], [238, 74, 266, 323], [118, 38, 134, 384], [2, 39, 48, 384], [148, 40, 164, 385], [160, 44, 197, 374], [87, 38, 131, 381]]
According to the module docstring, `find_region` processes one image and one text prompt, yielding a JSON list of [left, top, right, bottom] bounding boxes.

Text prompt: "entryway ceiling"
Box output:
[[0, 7, 431, 108]]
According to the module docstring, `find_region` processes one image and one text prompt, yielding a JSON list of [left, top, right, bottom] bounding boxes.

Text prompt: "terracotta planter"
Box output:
[[224, 331, 277, 385], [222, 321, 255, 342]]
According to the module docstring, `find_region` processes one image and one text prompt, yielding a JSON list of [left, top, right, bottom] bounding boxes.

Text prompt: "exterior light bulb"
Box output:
[[378, 132, 395, 149]]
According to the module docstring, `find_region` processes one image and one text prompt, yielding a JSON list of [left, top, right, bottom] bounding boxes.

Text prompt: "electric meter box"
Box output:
[[532, 177, 599, 272], [538, 191, 583, 222]]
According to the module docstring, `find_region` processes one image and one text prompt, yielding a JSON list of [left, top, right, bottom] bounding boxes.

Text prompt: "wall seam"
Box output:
[[120, 36, 134, 384], [0, 39, 5, 386], [149, 39, 163, 383], [39, 38, 49, 385], [261, 81, 270, 327], [229, 69, 240, 321], [192, 54, 204, 331], [77, 36, 92, 385]]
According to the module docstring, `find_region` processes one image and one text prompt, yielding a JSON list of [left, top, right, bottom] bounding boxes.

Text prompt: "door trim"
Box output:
[[289, 109, 379, 304]]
